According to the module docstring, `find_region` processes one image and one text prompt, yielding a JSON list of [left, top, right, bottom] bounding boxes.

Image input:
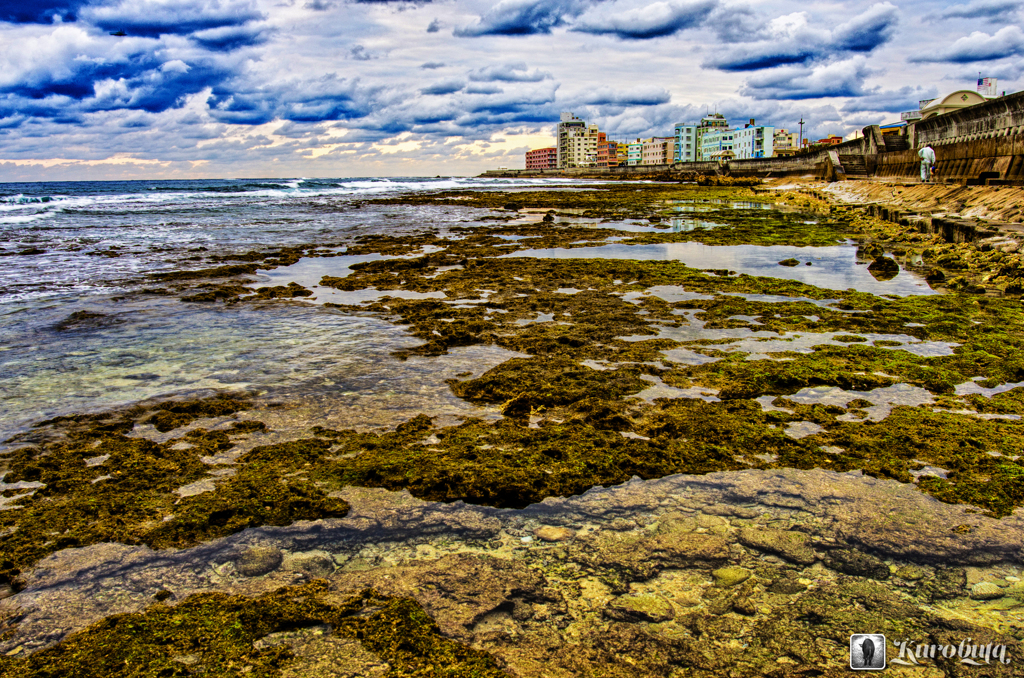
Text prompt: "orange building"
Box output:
[[815, 135, 843, 146], [525, 147, 557, 170], [596, 133, 622, 168]]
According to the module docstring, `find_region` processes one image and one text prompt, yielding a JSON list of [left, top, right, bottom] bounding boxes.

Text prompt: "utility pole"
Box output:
[[798, 118, 805, 149]]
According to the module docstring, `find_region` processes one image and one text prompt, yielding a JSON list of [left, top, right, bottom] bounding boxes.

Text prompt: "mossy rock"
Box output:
[[778, 258, 800, 267], [0, 582, 508, 678]]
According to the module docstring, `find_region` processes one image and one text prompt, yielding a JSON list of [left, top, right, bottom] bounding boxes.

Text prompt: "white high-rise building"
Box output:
[[673, 123, 697, 163], [733, 120, 775, 159], [557, 112, 596, 168]]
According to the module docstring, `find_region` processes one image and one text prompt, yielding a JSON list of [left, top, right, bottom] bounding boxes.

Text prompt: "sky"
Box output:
[[0, 0, 1020, 180]]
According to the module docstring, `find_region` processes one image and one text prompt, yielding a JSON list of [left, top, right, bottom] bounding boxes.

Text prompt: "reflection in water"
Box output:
[[503, 241, 935, 296]]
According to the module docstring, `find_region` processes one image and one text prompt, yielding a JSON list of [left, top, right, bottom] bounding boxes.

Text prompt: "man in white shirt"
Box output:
[[919, 144, 936, 183]]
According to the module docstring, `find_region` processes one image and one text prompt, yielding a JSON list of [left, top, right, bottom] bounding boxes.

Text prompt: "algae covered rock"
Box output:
[[284, 550, 335, 578], [927, 567, 967, 600], [824, 549, 890, 580], [858, 242, 885, 258], [895, 565, 930, 581], [712, 566, 751, 587], [236, 545, 283, 577], [867, 256, 900, 281], [778, 258, 800, 267], [604, 594, 674, 623], [737, 527, 816, 565]]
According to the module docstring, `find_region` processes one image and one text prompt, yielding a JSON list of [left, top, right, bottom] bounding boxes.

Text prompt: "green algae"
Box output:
[[0, 581, 508, 678], [10, 182, 1024, 585], [0, 397, 348, 587]]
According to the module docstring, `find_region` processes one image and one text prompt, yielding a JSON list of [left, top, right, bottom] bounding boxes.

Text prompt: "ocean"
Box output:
[[0, 176, 582, 440]]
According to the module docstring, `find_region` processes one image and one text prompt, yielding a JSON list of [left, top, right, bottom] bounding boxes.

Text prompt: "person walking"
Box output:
[[919, 144, 936, 183]]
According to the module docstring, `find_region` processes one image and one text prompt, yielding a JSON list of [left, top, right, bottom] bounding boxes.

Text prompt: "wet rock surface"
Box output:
[[1, 469, 1022, 676]]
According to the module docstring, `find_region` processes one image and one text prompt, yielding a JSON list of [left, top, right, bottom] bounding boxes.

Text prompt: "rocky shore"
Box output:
[[1, 179, 1023, 677]]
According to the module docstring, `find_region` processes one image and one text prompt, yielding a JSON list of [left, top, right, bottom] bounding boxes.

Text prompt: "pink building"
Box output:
[[526, 147, 557, 170]]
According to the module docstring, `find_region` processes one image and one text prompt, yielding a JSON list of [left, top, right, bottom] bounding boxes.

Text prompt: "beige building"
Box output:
[[641, 137, 676, 165], [557, 112, 600, 168], [773, 129, 799, 155]]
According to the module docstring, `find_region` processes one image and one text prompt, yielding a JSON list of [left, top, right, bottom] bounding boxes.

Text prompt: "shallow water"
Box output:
[[502, 241, 934, 295]]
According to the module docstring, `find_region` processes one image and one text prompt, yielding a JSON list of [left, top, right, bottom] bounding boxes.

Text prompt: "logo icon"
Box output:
[[850, 634, 886, 670]]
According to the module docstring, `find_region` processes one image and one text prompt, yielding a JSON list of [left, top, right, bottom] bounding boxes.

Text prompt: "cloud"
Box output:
[[209, 74, 378, 125], [0, 26, 235, 115], [578, 86, 671, 105], [468, 62, 551, 82], [840, 85, 939, 114], [705, 3, 898, 71], [739, 58, 872, 100], [420, 61, 445, 69], [910, 26, 1024, 63], [572, 0, 716, 40], [0, 0, 87, 24], [454, 0, 588, 37], [831, 2, 898, 52], [82, 0, 264, 38], [465, 83, 505, 94], [427, 18, 441, 32], [708, 4, 767, 43], [189, 24, 270, 51], [420, 79, 465, 95], [934, 0, 1021, 22]]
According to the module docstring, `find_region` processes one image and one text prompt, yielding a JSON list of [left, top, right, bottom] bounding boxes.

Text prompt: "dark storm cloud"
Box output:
[[910, 26, 1024, 63], [572, 0, 716, 40], [427, 18, 441, 32], [0, 0, 88, 24], [934, 0, 1021, 22], [706, 2, 898, 72], [0, 47, 233, 116], [830, 2, 898, 52], [208, 75, 377, 125], [578, 86, 671, 105], [420, 79, 465, 94], [190, 25, 270, 51], [468, 62, 551, 81], [82, 0, 264, 38], [454, 0, 588, 37]]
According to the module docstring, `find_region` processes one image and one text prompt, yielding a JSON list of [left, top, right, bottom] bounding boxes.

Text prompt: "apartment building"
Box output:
[[525, 147, 557, 169], [557, 112, 599, 168], [641, 137, 676, 165], [701, 128, 735, 160], [695, 113, 729, 161], [597, 135, 623, 168], [732, 120, 775, 159], [627, 140, 644, 166], [673, 123, 698, 163], [773, 129, 799, 156]]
